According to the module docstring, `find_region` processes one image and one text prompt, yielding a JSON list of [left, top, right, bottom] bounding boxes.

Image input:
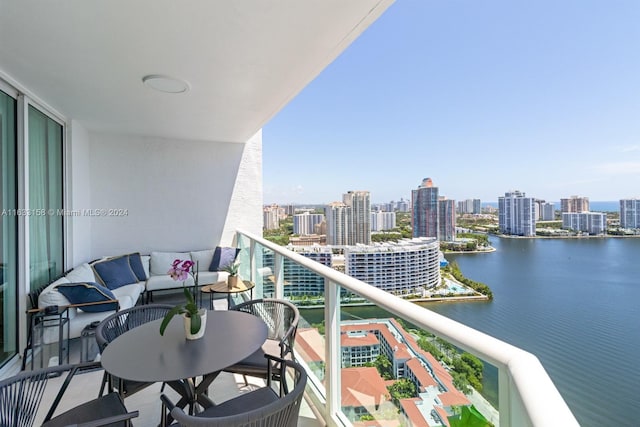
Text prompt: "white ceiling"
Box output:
[[0, 0, 393, 143]]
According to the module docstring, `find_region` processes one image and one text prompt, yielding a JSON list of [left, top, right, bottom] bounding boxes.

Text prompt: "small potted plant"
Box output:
[[159, 259, 206, 340], [223, 261, 240, 289]]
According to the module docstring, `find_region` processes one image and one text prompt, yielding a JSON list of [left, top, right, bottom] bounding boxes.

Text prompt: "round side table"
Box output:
[[200, 280, 255, 309]]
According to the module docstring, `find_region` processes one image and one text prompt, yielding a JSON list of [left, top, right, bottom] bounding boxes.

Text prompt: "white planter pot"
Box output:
[[183, 309, 207, 340]]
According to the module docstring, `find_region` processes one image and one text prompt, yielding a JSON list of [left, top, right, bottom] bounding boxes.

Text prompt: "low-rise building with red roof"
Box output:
[[295, 318, 478, 427]]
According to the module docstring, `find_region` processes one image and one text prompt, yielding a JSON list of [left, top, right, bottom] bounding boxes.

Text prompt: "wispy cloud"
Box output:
[[616, 145, 640, 153], [594, 161, 640, 175]]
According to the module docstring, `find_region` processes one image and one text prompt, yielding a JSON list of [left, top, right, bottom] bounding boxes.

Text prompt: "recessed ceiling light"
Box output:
[[142, 75, 190, 94]]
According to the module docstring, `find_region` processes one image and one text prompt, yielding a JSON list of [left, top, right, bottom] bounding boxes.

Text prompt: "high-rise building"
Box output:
[[457, 199, 482, 214], [620, 199, 640, 229], [263, 246, 332, 296], [411, 178, 455, 241], [263, 204, 280, 230], [438, 198, 456, 242], [498, 190, 536, 236], [562, 212, 607, 235], [473, 199, 481, 214], [540, 202, 556, 221], [412, 178, 439, 239], [344, 238, 441, 294], [371, 211, 396, 231], [343, 191, 371, 245], [326, 202, 350, 245], [560, 196, 589, 213], [293, 212, 325, 235], [396, 198, 410, 212]]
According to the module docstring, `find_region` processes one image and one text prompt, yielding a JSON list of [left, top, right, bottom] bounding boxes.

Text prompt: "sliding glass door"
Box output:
[[0, 90, 18, 366], [28, 106, 64, 290]]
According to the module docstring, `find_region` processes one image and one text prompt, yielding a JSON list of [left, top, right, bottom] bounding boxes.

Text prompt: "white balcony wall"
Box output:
[[67, 120, 92, 266], [69, 130, 262, 261]]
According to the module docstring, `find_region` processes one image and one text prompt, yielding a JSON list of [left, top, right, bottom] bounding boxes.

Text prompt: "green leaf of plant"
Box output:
[[189, 311, 201, 334], [159, 305, 184, 336]]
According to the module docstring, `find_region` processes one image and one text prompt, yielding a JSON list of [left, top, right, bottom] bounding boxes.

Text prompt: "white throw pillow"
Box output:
[[65, 263, 97, 283], [190, 249, 215, 272]]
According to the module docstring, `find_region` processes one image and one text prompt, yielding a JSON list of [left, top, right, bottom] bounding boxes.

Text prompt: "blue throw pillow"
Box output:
[[56, 282, 118, 312], [92, 256, 138, 290], [209, 246, 240, 271], [127, 252, 147, 281]]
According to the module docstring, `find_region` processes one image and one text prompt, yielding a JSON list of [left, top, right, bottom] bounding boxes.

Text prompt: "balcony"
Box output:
[[25, 230, 578, 426], [0, 1, 577, 425]]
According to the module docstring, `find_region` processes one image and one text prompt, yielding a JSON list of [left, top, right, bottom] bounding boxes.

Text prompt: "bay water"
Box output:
[[433, 237, 640, 426], [300, 236, 639, 426]]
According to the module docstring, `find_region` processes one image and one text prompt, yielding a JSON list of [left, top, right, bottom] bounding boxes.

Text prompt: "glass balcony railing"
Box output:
[[236, 229, 579, 427]]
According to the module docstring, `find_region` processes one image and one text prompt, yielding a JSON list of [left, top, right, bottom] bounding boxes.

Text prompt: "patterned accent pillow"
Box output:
[[55, 282, 118, 312]]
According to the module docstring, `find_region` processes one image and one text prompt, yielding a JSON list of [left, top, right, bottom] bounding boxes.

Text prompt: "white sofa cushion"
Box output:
[[111, 282, 145, 309], [197, 271, 226, 286], [146, 274, 195, 292], [39, 281, 144, 344], [150, 251, 190, 276], [65, 263, 97, 283], [38, 277, 78, 319], [190, 249, 214, 272], [141, 255, 151, 279]]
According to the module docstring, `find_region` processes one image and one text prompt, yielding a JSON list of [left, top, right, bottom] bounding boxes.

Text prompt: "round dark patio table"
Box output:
[[100, 309, 268, 419]]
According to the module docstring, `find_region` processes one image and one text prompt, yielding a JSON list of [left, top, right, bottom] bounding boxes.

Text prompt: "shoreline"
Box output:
[[443, 246, 496, 254], [495, 233, 640, 239]]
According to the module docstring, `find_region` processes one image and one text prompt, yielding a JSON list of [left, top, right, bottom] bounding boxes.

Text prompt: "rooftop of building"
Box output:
[[341, 367, 389, 408]]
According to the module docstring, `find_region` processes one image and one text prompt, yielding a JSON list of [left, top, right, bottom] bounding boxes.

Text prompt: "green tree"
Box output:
[[461, 353, 483, 380], [372, 354, 393, 379], [452, 371, 470, 394], [387, 378, 416, 404], [417, 337, 444, 359]]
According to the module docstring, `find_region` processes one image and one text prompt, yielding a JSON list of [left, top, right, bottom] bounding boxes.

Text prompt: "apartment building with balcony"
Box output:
[[540, 201, 556, 221], [343, 190, 372, 245], [344, 238, 440, 295], [457, 198, 481, 215], [412, 178, 439, 239], [560, 196, 590, 213], [294, 212, 325, 235], [371, 211, 396, 231], [620, 198, 640, 229], [263, 245, 333, 297], [562, 212, 607, 235], [498, 190, 536, 236], [263, 205, 281, 230]]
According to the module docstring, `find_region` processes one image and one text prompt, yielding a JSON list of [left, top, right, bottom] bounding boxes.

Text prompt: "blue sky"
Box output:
[[263, 0, 640, 205]]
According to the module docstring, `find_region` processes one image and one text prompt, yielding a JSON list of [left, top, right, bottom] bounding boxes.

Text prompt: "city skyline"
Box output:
[[263, 1, 640, 204]]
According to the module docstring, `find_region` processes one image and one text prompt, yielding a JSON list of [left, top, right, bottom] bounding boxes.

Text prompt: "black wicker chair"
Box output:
[[161, 355, 306, 427], [223, 298, 300, 383], [0, 362, 138, 427], [95, 304, 174, 397]]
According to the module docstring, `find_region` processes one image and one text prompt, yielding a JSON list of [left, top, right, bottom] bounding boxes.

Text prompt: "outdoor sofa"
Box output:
[[36, 247, 238, 345]]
